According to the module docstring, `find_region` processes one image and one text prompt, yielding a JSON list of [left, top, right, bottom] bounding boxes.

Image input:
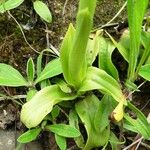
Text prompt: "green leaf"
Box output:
[[87, 30, 102, 66], [51, 105, 60, 120], [79, 67, 126, 104], [46, 124, 80, 138], [128, 102, 150, 129], [124, 114, 150, 139], [26, 89, 37, 102], [99, 37, 119, 80], [75, 95, 110, 150], [26, 58, 35, 82], [127, 0, 149, 81], [69, 109, 85, 148], [119, 30, 130, 53], [0, 0, 24, 13], [123, 102, 150, 139], [21, 85, 77, 128], [55, 134, 67, 150], [33, 1, 52, 23], [106, 31, 129, 62], [68, 8, 91, 88], [35, 58, 62, 84], [139, 64, 150, 81], [53, 79, 72, 94], [0, 63, 28, 87], [17, 128, 41, 143], [109, 132, 124, 150], [125, 79, 139, 91], [60, 24, 75, 85], [94, 95, 112, 132], [134, 31, 150, 78]]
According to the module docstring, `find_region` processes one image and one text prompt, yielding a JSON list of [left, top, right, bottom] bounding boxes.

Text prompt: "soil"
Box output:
[[0, 0, 149, 150]]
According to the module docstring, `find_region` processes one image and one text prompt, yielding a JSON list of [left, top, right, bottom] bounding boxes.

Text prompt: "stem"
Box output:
[[0, 95, 26, 101], [133, 46, 150, 81]]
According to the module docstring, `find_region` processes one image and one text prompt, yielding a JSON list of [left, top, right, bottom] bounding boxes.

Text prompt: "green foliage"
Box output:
[[0, 0, 24, 13], [98, 36, 119, 80], [55, 134, 67, 150], [26, 58, 35, 82], [124, 102, 150, 139], [79, 66, 126, 104], [1, 0, 150, 149], [0, 63, 28, 87], [75, 95, 110, 149], [21, 85, 77, 128], [139, 64, 150, 81], [17, 128, 42, 143], [46, 124, 81, 138], [127, 0, 149, 81], [35, 58, 62, 84], [0, 0, 52, 23], [33, 0, 52, 23]]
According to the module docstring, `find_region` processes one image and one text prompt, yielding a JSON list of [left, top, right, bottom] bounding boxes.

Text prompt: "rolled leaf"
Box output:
[[68, 8, 91, 88], [0, 63, 28, 87], [21, 85, 77, 128]]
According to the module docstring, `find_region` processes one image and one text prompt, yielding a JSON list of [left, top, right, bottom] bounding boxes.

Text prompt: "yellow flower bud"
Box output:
[[111, 100, 124, 122]]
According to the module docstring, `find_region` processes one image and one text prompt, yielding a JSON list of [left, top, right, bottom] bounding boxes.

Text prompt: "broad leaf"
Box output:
[[46, 124, 80, 138], [35, 58, 62, 84], [33, 1, 52, 23], [139, 64, 150, 81], [55, 134, 67, 150], [76, 95, 110, 150], [17, 128, 42, 143], [79, 67, 126, 104], [99, 37, 119, 80], [0, 63, 28, 87], [127, 0, 149, 81], [21, 85, 77, 128], [0, 0, 24, 13], [26, 58, 35, 82]]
